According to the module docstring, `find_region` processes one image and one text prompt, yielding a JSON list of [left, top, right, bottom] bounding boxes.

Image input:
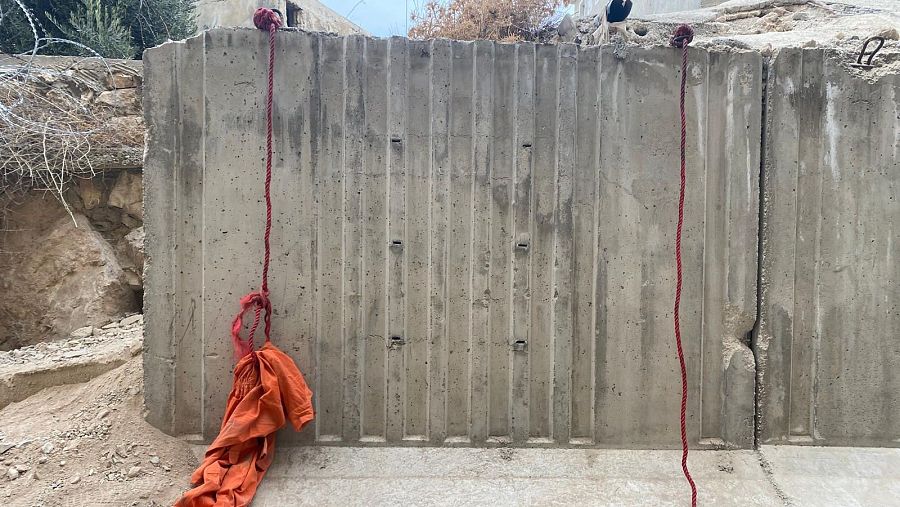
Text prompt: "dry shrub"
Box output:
[[1, 64, 99, 212], [0, 0, 137, 218], [409, 0, 571, 42]]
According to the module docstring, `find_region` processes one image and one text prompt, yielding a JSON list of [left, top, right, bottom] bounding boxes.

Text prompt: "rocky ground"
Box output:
[[0, 320, 197, 507], [549, 0, 899, 56]]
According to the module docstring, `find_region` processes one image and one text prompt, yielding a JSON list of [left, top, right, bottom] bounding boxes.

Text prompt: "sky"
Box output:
[[319, 0, 420, 37]]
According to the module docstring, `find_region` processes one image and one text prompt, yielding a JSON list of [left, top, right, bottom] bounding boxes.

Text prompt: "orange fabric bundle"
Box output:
[[175, 343, 314, 506]]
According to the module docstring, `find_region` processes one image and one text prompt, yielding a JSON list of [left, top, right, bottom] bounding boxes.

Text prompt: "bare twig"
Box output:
[[0, 0, 124, 221]]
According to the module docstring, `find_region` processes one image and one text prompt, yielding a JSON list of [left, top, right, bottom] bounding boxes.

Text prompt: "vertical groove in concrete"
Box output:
[[757, 48, 900, 446], [487, 42, 515, 440], [143, 41, 177, 434], [145, 31, 771, 447], [405, 38, 433, 441], [428, 38, 451, 445], [510, 42, 535, 445], [470, 40, 493, 444], [361, 36, 388, 441]]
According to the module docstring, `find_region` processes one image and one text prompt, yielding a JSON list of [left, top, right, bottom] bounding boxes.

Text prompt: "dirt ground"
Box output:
[[0, 357, 197, 506]]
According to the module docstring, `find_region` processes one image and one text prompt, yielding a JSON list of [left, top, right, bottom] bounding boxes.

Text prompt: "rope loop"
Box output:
[[670, 24, 694, 49], [231, 290, 272, 360], [253, 7, 282, 33]]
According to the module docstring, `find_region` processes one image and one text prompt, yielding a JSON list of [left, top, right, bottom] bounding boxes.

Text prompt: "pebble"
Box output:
[[71, 326, 94, 338], [149, 456, 160, 465], [5, 468, 18, 481], [120, 315, 143, 327], [127, 466, 142, 478], [37, 456, 47, 464], [97, 409, 110, 419], [59, 460, 66, 466], [41, 442, 55, 454], [873, 26, 899, 41], [14, 464, 29, 473], [101, 322, 120, 330], [70, 475, 81, 485]]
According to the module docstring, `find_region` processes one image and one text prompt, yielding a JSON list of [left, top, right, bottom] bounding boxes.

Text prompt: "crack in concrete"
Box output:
[[755, 449, 794, 506]]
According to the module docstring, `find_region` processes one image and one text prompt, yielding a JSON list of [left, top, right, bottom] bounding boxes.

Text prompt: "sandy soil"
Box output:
[[0, 357, 196, 506]]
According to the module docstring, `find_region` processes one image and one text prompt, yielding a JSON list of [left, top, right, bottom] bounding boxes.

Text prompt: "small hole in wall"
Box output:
[[134, 288, 144, 311]]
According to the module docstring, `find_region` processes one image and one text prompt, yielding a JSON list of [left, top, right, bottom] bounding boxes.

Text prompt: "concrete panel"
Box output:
[[143, 29, 761, 447], [757, 48, 900, 446]]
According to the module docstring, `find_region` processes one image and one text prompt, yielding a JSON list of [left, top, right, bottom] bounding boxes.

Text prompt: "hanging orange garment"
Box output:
[[175, 342, 314, 507], [174, 9, 312, 507]]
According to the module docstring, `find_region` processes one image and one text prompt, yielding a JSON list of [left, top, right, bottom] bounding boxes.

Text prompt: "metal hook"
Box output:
[[850, 36, 885, 69]]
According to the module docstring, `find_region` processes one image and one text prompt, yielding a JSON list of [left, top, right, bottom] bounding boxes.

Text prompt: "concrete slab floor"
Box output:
[[251, 446, 900, 506]]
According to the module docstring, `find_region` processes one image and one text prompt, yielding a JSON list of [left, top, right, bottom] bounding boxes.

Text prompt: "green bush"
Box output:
[[0, 0, 196, 59]]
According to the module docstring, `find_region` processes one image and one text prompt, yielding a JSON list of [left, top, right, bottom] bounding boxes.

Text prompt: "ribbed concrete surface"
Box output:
[[757, 49, 900, 446], [143, 30, 761, 448]]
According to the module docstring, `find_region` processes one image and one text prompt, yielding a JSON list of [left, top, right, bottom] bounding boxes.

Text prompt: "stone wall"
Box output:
[[0, 57, 145, 350]]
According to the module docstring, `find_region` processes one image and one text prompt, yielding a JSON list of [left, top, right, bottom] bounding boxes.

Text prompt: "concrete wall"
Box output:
[[143, 29, 762, 448], [756, 48, 900, 446]]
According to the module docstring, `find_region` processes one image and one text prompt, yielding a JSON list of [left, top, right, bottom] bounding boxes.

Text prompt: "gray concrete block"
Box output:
[[756, 48, 900, 446]]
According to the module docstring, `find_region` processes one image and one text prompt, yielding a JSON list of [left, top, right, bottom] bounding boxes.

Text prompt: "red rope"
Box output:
[[231, 8, 282, 360], [671, 24, 698, 507]]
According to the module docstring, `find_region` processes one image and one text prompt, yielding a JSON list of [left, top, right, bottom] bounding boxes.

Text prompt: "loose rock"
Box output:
[[126, 466, 142, 478], [120, 314, 143, 327], [71, 326, 94, 338]]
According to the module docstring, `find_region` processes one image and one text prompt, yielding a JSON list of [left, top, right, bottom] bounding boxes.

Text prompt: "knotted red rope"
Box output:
[[670, 24, 698, 507], [231, 8, 282, 360]]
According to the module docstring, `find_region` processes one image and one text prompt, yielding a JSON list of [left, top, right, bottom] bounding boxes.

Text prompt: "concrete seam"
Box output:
[[754, 449, 794, 506], [752, 54, 771, 450]]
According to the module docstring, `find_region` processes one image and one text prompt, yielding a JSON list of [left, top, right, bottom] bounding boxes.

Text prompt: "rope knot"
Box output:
[[670, 25, 694, 49], [231, 289, 273, 360], [253, 7, 282, 32]]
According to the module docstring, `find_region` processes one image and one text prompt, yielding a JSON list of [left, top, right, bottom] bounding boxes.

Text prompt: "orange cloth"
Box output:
[[175, 342, 314, 507]]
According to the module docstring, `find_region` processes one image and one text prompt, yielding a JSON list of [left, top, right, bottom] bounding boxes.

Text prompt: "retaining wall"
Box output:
[[756, 48, 900, 446], [143, 29, 899, 448], [143, 30, 761, 448]]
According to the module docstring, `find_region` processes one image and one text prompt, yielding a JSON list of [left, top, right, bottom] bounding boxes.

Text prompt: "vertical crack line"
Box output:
[[752, 54, 772, 450]]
